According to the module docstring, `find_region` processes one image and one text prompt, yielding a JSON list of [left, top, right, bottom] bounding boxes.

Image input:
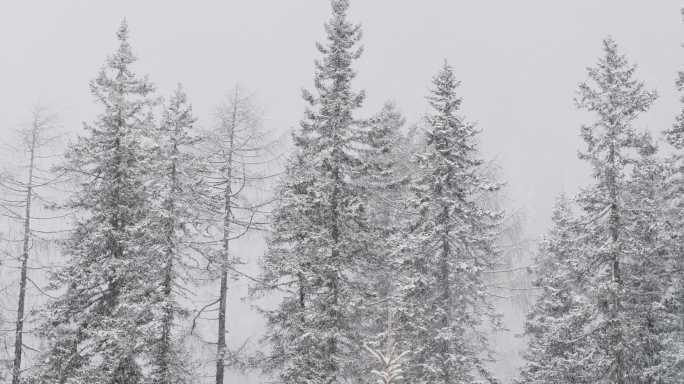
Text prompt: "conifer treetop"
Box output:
[[112, 18, 135, 71], [577, 37, 656, 127], [304, 0, 364, 115], [91, 19, 154, 109], [669, 10, 684, 149], [428, 61, 462, 118], [576, 38, 657, 181]]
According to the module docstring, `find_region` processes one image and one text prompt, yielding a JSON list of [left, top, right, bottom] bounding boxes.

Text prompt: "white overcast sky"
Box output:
[[0, 0, 681, 238]]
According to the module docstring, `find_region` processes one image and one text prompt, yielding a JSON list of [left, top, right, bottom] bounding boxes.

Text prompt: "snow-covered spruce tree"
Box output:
[[621, 145, 683, 383], [147, 84, 204, 384], [660, 12, 684, 377], [572, 38, 660, 383], [397, 61, 502, 384], [33, 21, 160, 384], [519, 37, 683, 384], [255, 1, 375, 383], [360, 101, 407, 203], [357, 102, 409, 356], [517, 196, 596, 384], [668, 9, 684, 151]]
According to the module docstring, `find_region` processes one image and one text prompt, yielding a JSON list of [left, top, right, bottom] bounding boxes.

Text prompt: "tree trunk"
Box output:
[[216, 87, 238, 384], [607, 131, 624, 384], [158, 255, 174, 383], [158, 137, 178, 384], [11, 123, 37, 384], [439, 206, 452, 384], [326, 158, 341, 384]]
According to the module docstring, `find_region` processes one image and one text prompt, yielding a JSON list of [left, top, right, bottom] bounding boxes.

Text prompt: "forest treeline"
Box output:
[[0, 1, 681, 384]]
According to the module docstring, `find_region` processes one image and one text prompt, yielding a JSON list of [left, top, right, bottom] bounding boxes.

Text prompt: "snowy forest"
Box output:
[[0, 1, 682, 383]]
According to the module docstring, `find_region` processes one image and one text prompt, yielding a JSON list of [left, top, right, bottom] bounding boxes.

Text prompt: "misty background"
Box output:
[[0, 1, 682, 382]]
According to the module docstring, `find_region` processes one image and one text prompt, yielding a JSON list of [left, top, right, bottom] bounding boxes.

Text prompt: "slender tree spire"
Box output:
[[34, 20, 158, 384], [148, 84, 200, 384], [256, 1, 375, 384], [519, 38, 677, 384], [668, 10, 684, 150], [397, 61, 502, 384], [575, 38, 656, 384]]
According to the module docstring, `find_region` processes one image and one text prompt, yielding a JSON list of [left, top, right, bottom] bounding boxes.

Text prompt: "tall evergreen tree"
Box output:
[[147, 85, 202, 384], [621, 147, 683, 383], [34, 21, 158, 384], [256, 1, 375, 383], [661, 10, 684, 378], [360, 101, 407, 202], [519, 38, 683, 384], [397, 62, 502, 384], [668, 9, 684, 151], [517, 197, 595, 384], [573, 38, 657, 383], [357, 101, 408, 349]]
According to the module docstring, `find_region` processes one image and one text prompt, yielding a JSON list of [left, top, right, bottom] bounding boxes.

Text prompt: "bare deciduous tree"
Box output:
[[0, 105, 64, 384], [195, 86, 277, 384]]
